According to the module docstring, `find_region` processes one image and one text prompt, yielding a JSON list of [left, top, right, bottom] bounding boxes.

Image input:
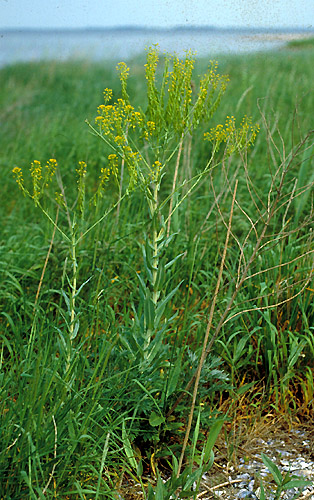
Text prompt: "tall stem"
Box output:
[[167, 133, 184, 237]]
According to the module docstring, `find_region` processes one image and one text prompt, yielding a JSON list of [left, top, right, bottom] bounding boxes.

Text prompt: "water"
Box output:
[[0, 27, 313, 67]]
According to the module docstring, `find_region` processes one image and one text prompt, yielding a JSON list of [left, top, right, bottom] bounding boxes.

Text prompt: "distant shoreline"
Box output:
[[1, 26, 314, 35], [1, 26, 313, 68]]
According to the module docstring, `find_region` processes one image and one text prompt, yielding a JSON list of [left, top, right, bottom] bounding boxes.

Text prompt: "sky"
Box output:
[[0, 0, 313, 30]]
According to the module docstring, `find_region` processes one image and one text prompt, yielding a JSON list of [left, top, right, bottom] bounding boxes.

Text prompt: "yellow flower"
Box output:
[[114, 135, 126, 146], [76, 161, 87, 178], [12, 167, 24, 190], [108, 154, 119, 177], [45, 158, 57, 186], [151, 160, 162, 182], [103, 88, 113, 103], [146, 121, 156, 135]]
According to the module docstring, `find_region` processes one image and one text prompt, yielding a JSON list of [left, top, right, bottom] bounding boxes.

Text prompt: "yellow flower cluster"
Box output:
[[95, 85, 146, 189], [150, 160, 163, 182], [46, 159, 57, 184], [96, 98, 143, 138], [76, 161, 87, 217], [76, 160, 87, 179], [183, 51, 195, 109], [12, 159, 57, 205], [165, 51, 196, 132], [91, 154, 121, 205], [116, 62, 130, 100], [30, 159, 42, 180], [99, 167, 110, 187], [103, 88, 113, 104], [192, 61, 230, 128], [12, 166, 24, 190], [204, 115, 260, 154], [147, 121, 156, 134], [55, 191, 65, 208], [108, 153, 118, 178], [145, 45, 158, 85]]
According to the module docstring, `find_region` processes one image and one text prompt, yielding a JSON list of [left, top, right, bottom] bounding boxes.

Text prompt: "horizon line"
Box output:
[[1, 24, 314, 32]]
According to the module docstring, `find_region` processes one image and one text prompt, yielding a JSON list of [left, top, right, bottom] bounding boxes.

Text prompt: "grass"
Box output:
[[286, 36, 314, 49], [1, 45, 314, 499]]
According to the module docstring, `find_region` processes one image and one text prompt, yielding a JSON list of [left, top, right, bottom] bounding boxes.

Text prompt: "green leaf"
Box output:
[[73, 275, 93, 298], [261, 453, 283, 486], [281, 478, 312, 490], [155, 476, 165, 500], [122, 420, 138, 470], [203, 419, 224, 464], [166, 357, 181, 398], [164, 252, 184, 270], [61, 289, 70, 312], [70, 319, 80, 340], [155, 261, 166, 290], [137, 459, 143, 477], [155, 280, 183, 326], [144, 292, 155, 331], [149, 411, 165, 427], [257, 482, 266, 500], [144, 329, 163, 363], [147, 483, 155, 500]]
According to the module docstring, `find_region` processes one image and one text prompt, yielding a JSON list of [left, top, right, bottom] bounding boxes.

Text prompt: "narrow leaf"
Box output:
[[203, 419, 224, 463], [261, 453, 282, 486]]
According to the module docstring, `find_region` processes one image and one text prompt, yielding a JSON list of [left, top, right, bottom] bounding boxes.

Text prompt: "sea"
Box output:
[[1, 26, 313, 68]]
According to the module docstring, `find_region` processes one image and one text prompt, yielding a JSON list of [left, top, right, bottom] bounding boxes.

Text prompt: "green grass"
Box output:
[[1, 48, 314, 498], [287, 36, 314, 49]]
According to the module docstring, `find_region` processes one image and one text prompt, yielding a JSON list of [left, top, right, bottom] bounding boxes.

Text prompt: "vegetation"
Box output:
[[286, 36, 314, 49], [0, 44, 314, 499]]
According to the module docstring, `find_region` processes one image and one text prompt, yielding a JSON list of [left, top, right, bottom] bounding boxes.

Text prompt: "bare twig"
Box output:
[[224, 271, 313, 325], [196, 478, 243, 498], [6, 432, 22, 452]]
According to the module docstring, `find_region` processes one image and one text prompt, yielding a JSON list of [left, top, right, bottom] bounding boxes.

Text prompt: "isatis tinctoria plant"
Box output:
[[12, 156, 121, 376], [87, 46, 259, 467]]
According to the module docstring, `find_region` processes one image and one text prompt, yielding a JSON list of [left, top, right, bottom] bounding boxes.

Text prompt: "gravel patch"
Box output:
[[198, 427, 314, 499]]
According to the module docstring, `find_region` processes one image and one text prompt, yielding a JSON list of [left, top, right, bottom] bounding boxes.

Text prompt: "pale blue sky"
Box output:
[[0, 0, 313, 29]]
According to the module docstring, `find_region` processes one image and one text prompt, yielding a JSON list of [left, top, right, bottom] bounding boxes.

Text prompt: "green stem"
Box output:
[[167, 132, 184, 237]]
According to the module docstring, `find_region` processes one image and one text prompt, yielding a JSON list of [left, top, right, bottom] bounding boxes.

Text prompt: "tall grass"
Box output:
[[1, 45, 314, 498]]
